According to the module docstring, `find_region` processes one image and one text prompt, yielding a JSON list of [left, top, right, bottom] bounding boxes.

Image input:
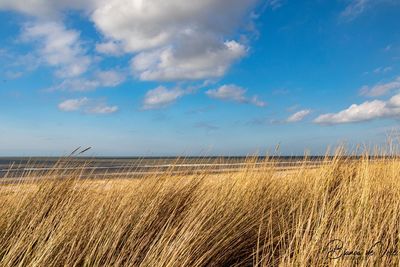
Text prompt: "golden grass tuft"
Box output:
[[1, 150, 400, 266]]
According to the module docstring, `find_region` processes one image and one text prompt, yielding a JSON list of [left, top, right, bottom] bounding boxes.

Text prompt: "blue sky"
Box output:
[[0, 0, 400, 156]]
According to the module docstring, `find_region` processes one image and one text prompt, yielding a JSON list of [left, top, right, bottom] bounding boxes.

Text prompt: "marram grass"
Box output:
[[1, 150, 400, 266]]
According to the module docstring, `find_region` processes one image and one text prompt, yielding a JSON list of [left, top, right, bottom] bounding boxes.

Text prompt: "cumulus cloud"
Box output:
[[91, 0, 258, 52], [49, 70, 126, 92], [359, 76, 400, 97], [131, 40, 247, 81], [314, 94, 400, 124], [287, 109, 311, 123], [58, 97, 118, 114], [206, 84, 266, 107], [142, 86, 185, 110], [1, 0, 259, 47], [1, 0, 261, 82], [21, 21, 91, 78]]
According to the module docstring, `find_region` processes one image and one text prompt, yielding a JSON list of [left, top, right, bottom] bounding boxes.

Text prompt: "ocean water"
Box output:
[[0, 156, 333, 180]]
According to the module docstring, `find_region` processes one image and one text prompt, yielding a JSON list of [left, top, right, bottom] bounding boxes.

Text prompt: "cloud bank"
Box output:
[[0, 0, 265, 112], [2, 0, 259, 83]]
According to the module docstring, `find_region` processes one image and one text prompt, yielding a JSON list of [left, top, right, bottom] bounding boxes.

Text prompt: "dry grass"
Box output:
[[1, 151, 400, 266]]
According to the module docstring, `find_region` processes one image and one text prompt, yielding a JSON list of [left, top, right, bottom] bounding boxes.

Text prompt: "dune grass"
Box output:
[[1, 149, 400, 266]]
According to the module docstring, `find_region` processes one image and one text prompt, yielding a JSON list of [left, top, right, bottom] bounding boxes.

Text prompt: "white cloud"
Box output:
[[49, 70, 126, 92], [359, 76, 400, 97], [373, 66, 393, 74], [131, 40, 247, 81], [287, 109, 311, 123], [58, 97, 89, 111], [1, 0, 259, 47], [388, 93, 400, 106], [91, 0, 258, 52], [207, 84, 247, 102], [206, 84, 266, 107], [0, 50, 41, 79], [95, 70, 126, 87], [58, 97, 118, 114], [21, 21, 91, 78], [340, 0, 398, 21], [340, 0, 369, 20], [10, 53, 41, 72], [248, 95, 267, 107], [4, 71, 23, 80], [51, 79, 98, 92], [92, 0, 256, 81], [314, 94, 400, 124], [2, 0, 260, 82], [95, 41, 123, 56], [86, 104, 119, 114], [142, 86, 185, 110], [0, 0, 56, 16], [265, 0, 284, 10], [0, 0, 97, 17]]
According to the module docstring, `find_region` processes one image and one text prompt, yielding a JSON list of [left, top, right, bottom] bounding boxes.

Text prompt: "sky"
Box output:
[[0, 0, 400, 156]]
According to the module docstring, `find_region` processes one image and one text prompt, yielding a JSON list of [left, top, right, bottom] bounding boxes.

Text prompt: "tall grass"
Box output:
[[1, 149, 400, 266]]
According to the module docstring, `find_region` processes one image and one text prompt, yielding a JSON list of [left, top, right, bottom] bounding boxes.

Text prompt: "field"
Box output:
[[1, 149, 400, 266]]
